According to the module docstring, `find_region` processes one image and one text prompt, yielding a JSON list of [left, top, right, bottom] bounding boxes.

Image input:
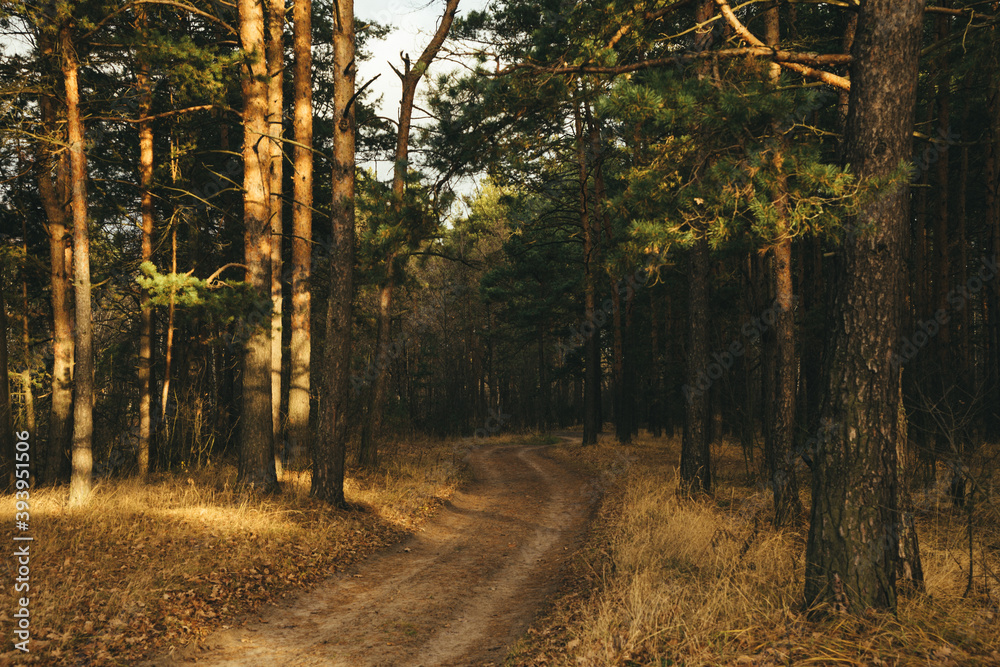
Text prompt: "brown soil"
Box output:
[[146, 441, 591, 666]]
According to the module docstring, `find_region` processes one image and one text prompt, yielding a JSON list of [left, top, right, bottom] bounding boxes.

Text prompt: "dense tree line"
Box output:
[[1, 0, 998, 616]]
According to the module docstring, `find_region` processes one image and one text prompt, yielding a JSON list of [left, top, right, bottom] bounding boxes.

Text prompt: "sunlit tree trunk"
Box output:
[[312, 0, 355, 505], [238, 0, 279, 492], [36, 45, 74, 485], [267, 0, 285, 475], [804, 0, 925, 615], [288, 0, 313, 466], [63, 24, 94, 507], [137, 12, 154, 477]]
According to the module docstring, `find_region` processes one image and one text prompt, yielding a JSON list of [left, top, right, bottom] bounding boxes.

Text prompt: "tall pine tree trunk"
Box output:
[[267, 0, 285, 475], [681, 239, 712, 493], [288, 0, 313, 466], [804, 0, 925, 615], [63, 25, 94, 507], [680, 0, 715, 493], [137, 10, 154, 477], [237, 0, 279, 492], [763, 6, 801, 527], [574, 99, 600, 446], [37, 90, 73, 485], [312, 0, 355, 506]]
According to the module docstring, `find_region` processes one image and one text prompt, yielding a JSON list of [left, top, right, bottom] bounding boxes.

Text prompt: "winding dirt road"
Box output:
[[151, 441, 590, 666]]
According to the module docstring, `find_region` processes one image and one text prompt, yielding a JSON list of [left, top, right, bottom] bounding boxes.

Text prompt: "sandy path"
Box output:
[[149, 442, 590, 666]]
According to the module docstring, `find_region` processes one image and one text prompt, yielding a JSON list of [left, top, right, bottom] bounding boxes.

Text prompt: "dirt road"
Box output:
[[152, 441, 590, 666]]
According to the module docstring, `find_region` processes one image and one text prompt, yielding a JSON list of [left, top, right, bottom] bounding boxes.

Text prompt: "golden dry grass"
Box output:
[[509, 433, 1000, 667], [0, 435, 468, 665]]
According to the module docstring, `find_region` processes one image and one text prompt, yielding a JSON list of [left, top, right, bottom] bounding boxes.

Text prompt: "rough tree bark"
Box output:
[[573, 99, 600, 446], [288, 0, 313, 465], [312, 0, 355, 505], [237, 0, 279, 492], [267, 0, 285, 474], [63, 24, 94, 507], [137, 10, 154, 477], [36, 85, 74, 486], [804, 0, 925, 615], [763, 4, 801, 527], [681, 238, 712, 493], [680, 0, 714, 493]]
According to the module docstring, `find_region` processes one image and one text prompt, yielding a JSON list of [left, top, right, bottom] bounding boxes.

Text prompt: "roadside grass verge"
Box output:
[[0, 435, 467, 666], [508, 432, 1000, 667]]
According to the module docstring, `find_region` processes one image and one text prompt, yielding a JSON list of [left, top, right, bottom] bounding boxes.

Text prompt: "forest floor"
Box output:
[[142, 437, 592, 666]]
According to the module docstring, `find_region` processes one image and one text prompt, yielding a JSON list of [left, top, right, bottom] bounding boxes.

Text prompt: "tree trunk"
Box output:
[[288, 0, 313, 468], [574, 100, 600, 446], [312, 0, 355, 506], [681, 238, 712, 493], [763, 6, 801, 527], [237, 0, 279, 493], [896, 378, 925, 592], [680, 0, 714, 493], [63, 25, 94, 507], [267, 0, 285, 476], [137, 7, 154, 478], [161, 227, 177, 424], [36, 66, 73, 485], [804, 0, 925, 615]]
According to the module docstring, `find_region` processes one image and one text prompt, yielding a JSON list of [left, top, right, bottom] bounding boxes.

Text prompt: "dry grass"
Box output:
[[0, 435, 468, 665], [509, 433, 1000, 667]]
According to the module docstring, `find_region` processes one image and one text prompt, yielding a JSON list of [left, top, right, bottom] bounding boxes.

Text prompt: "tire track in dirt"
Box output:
[[149, 441, 590, 666]]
